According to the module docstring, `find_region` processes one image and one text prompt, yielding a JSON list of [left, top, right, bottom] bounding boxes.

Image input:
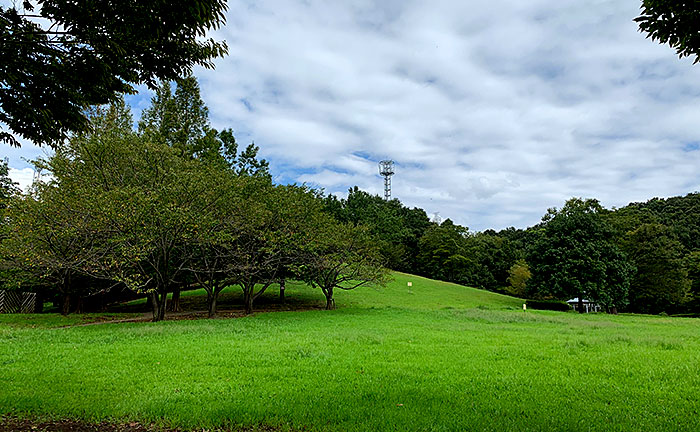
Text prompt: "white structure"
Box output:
[[567, 298, 601, 313]]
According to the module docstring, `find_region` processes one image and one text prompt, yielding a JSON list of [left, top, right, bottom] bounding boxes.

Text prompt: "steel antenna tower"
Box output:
[[32, 167, 42, 186], [378, 160, 395, 200]]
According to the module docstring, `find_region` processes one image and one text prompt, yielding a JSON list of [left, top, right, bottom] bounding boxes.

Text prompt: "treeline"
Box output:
[[333, 191, 700, 315], [0, 78, 387, 321]]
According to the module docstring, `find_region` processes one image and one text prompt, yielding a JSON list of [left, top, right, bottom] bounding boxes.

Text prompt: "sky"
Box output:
[[4, 0, 700, 231]]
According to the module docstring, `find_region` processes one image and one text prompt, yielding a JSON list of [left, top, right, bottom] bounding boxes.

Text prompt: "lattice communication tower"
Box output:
[[378, 160, 395, 200]]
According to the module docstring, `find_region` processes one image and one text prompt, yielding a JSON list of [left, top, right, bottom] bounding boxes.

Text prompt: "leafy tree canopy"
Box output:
[[623, 223, 690, 314], [0, 159, 19, 210], [636, 1, 700, 63], [527, 198, 634, 312], [0, 0, 228, 148]]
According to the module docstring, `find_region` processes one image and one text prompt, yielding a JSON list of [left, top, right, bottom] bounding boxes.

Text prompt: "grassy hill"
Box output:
[[1, 274, 700, 431]]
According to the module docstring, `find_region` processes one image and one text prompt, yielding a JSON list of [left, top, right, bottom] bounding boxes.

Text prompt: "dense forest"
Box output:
[[336, 192, 700, 315], [1, 77, 699, 318]]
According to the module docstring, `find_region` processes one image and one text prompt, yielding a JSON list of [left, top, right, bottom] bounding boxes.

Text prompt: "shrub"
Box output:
[[525, 299, 572, 312]]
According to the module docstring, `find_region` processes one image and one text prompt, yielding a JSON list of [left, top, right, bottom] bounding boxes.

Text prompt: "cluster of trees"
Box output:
[[0, 78, 387, 321], [323, 191, 700, 315], [523, 196, 700, 314]]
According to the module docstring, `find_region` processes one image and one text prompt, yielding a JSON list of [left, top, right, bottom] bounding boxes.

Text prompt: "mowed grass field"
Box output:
[[1, 272, 700, 431]]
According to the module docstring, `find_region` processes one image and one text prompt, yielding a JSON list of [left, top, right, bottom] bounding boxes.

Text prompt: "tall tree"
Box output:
[[416, 219, 470, 284], [139, 77, 270, 177], [228, 184, 326, 314], [0, 159, 19, 210], [139, 77, 217, 160], [41, 100, 228, 321], [1, 0, 228, 148], [527, 198, 634, 313], [623, 223, 690, 314]]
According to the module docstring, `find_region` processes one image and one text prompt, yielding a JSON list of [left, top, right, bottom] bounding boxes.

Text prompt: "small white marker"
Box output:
[[407, 282, 413, 287], [523, 304, 527, 311]]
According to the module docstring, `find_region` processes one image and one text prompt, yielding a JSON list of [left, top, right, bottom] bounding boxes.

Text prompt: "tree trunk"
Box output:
[[150, 292, 159, 321], [325, 287, 335, 310], [207, 290, 218, 318], [151, 290, 168, 322], [158, 291, 167, 321], [169, 285, 181, 312], [60, 272, 72, 315], [577, 297, 584, 314], [61, 293, 71, 316], [279, 279, 286, 304], [244, 285, 254, 315]]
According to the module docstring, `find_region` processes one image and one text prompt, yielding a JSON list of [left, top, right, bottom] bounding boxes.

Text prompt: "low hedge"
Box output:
[[525, 299, 572, 312]]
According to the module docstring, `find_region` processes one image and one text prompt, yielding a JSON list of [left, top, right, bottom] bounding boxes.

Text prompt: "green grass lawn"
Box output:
[[1, 273, 700, 431]]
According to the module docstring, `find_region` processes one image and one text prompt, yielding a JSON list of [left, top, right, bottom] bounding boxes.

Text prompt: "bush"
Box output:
[[525, 299, 572, 312]]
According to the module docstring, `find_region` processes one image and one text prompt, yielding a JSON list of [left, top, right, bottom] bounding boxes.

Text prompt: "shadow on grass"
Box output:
[[110, 284, 327, 317]]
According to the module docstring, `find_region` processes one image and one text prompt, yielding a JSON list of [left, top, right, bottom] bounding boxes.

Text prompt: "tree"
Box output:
[[184, 175, 259, 318], [40, 100, 230, 321], [416, 219, 470, 283], [139, 77, 217, 160], [505, 259, 531, 298], [1, 0, 228, 148], [139, 77, 270, 177], [527, 198, 634, 313], [463, 232, 520, 291], [325, 187, 430, 272], [623, 223, 690, 314], [636, 1, 700, 64], [0, 159, 19, 210], [685, 251, 700, 312], [0, 187, 110, 314], [229, 184, 326, 314], [301, 221, 387, 310]]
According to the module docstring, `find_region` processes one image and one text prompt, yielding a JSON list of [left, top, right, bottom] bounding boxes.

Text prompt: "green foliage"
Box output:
[[527, 198, 633, 312], [506, 259, 531, 297], [617, 193, 700, 251], [138, 77, 270, 177], [415, 220, 521, 292], [324, 187, 431, 272], [623, 223, 690, 314], [525, 299, 571, 311], [0, 0, 228, 147], [416, 219, 469, 282], [299, 221, 389, 309], [636, 0, 700, 64], [0, 160, 19, 210]]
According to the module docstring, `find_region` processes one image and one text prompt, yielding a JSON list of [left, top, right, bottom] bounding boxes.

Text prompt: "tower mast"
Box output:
[[378, 160, 395, 200]]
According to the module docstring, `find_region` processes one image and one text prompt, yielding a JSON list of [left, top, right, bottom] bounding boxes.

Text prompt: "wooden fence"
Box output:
[[0, 290, 39, 313]]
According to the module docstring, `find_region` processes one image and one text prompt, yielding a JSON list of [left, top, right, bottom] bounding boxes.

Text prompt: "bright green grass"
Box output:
[[1, 274, 699, 431], [0, 312, 143, 329]]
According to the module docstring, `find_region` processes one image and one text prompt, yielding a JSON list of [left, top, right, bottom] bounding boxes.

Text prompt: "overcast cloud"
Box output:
[[5, 0, 700, 231]]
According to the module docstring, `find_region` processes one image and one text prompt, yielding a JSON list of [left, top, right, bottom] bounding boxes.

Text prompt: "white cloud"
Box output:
[[8, 168, 35, 192], [6, 0, 700, 231], [196, 0, 700, 231]]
